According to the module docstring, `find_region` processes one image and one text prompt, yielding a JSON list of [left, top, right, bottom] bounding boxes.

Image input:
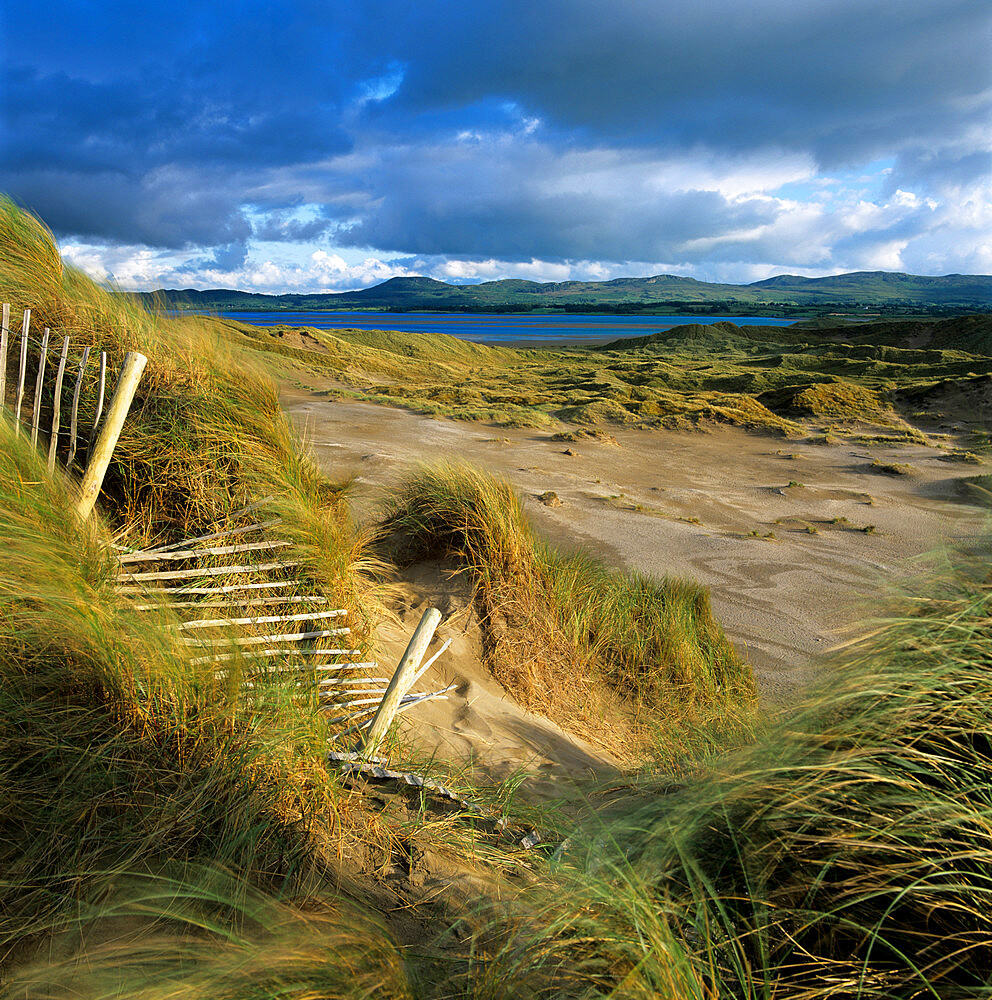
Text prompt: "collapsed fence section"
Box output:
[[118, 502, 453, 753], [0, 303, 147, 518]]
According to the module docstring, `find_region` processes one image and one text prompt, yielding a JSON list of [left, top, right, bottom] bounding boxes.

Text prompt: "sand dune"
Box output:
[[282, 383, 988, 774]]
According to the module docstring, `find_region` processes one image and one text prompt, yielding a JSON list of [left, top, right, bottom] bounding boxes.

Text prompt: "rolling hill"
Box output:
[[136, 270, 992, 316]]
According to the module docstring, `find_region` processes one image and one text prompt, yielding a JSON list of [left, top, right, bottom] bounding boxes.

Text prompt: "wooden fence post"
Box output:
[[30, 327, 49, 447], [361, 607, 442, 756], [47, 336, 70, 472], [0, 303, 8, 413], [75, 351, 147, 520], [86, 351, 106, 457], [66, 345, 90, 469], [14, 309, 30, 432]]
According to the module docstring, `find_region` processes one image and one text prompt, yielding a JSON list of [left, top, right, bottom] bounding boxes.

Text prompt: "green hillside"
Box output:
[[137, 269, 992, 317]]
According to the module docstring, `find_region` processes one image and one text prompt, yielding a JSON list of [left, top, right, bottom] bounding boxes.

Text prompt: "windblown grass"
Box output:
[[6, 867, 414, 1000], [384, 461, 756, 765], [0, 202, 414, 985], [0, 423, 368, 954], [465, 561, 992, 998]]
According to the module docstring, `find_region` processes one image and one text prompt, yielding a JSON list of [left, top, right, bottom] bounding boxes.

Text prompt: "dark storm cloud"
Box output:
[[377, 0, 990, 162], [1, 167, 253, 248], [0, 0, 988, 268]]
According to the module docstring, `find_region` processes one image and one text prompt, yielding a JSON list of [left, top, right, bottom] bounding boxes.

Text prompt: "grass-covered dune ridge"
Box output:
[[384, 462, 756, 764]]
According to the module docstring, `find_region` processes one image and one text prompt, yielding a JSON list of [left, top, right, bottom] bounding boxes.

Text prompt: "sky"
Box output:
[[1, 0, 990, 293]]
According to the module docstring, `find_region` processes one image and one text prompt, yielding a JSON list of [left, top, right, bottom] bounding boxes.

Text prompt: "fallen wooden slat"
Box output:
[[117, 559, 300, 582], [47, 335, 70, 472], [214, 660, 374, 673], [0, 303, 8, 413], [318, 688, 388, 698], [13, 309, 30, 431], [195, 650, 364, 666], [170, 609, 346, 630], [118, 539, 290, 564], [30, 327, 49, 447], [322, 694, 390, 710], [134, 596, 327, 611], [326, 686, 456, 729], [143, 518, 282, 555], [317, 677, 390, 686], [225, 495, 276, 521], [179, 627, 350, 647], [119, 579, 303, 595], [66, 345, 90, 468]]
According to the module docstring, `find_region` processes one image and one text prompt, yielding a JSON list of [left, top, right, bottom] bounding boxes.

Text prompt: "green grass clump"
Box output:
[[384, 462, 755, 765], [792, 379, 891, 420], [872, 458, 916, 475]]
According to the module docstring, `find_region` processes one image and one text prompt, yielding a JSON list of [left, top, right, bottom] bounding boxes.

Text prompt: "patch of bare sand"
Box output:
[[374, 560, 622, 793], [281, 384, 988, 770]]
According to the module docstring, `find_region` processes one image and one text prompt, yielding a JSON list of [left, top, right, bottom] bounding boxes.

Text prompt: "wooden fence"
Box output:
[[0, 303, 147, 518], [118, 502, 453, 754]]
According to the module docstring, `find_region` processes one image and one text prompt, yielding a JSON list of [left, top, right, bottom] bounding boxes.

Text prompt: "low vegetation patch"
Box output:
[[229, 299, 992, 439], [872, 458, 916, 475]]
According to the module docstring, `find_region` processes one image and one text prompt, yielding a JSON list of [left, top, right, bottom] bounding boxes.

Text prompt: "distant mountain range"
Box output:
[[136, 270, 992, 316]]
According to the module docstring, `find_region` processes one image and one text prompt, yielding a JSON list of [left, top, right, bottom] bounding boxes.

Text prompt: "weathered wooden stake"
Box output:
[[47, 336, 70, 471], [30, 327, 50, 447], [86, 350, 106, 457], [76, 350, 147, 520], [14, 309, 30, 432], [66, 345, 90, 468], [361, 607, 442, 756], [0, 303, 9, 413]]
